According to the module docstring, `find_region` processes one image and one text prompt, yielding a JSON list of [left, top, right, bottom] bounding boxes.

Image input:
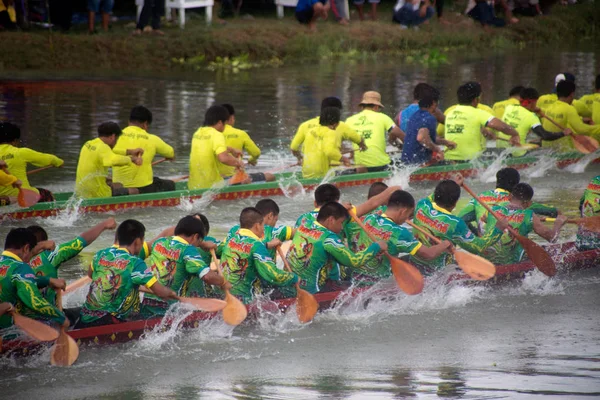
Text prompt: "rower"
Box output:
[[78, 220, 179, 327], [443, 82, 520, 162], [576, 175, 600, 251], [396, 83, 445, 132], [541, 80, 600, 151], [592, 75, 600, 125], [112, 106, 176, 194], [75, 122, 143, 199], [220, 207, 298, 304], [482, 183, 568, 265], [571, 75, 600, 121], [346, 190, 452, 286], [0, 121, 64, 203], [286, 202, 387, 294], [345, 91, 405, 173], [409, 180, 508, 276], [0, 228, 69, 332], [188, 105, 245, 190], [190, 213, 222, 265], [0, 160, 20, 206], [219, 104, 275, 183], [435, 89, 495, 141], [400, 94, 457, 165], [141, 216, 230, 316], [366, 182, 389, 216], [537, 72, 576, 112], [492, 86, 523, 119]]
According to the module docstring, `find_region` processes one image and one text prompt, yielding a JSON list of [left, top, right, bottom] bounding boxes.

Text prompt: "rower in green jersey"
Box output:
[[346, 190, 452, 285], [141, 216, 230, 316], [79, 220, 178, 327], [0, 228, 68, 332], [483, 183, 568, 265], [221, 207, 298, 304], [576, 175, 600, 251], [492, 86, 523, 119], [409, 180, 509, 276]]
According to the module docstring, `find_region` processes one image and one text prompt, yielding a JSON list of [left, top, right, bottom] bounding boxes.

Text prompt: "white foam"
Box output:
[[521, 153, 559, 178], [477, 149, 513, 183], [42, 196, 84, 227], [563, 150, 600, 174]]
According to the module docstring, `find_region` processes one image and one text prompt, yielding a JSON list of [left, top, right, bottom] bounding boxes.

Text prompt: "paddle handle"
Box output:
[[210, 249, 224, 276], [65, 276, 92, 294], [265, 162, 299, 174], [461, 183, 519, 238], [56, 289, 63, 312], [277, 247, 301, 290], [542, 115, 565, 131], [151, 158, 168, 166], [173, 175, 189, 182], [26, 165, 54, 175]]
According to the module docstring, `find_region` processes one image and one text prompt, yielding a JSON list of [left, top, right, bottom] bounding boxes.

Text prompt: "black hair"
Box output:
[[512, 183, 534, 202], [367, 182, 388, 199], [255, 198, 280, 217], [174, 216, 206, 238], [5, 228, 38, 251], [240, 207, 263, 229], [387, 190, 416, 209], [129, 105, 153, 124], [317, 202, 349, 222], [98, 122, 122, 138], [419, 95, 437, 109], [520, 87, 540, 101], [433, 180, 461, 209], [562, 72, 576, 83], [509, 86, 525, 97], [496, 168, 520, 191], [204, 105, 230, 126], [190, 213, 210, 234], [413, 83, 433, 101], [27, 225, 48, 242], [457, 82, 482, 105], [0, 122, 21, 144], [314, 184, 341, 206], [596, 74, 600, 90], [221, 103, 235, 116], [319, 107, 341, 126], [321, 97, 343, 110], [556, 80, 576, 98], [116, 219, 146, 247]]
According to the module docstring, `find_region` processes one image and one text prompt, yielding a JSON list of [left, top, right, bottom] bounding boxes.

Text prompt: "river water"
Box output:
[[0, 48, 599, 399]]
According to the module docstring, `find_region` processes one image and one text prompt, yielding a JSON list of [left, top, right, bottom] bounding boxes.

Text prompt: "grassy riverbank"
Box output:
[[0, 2, 597, 73]]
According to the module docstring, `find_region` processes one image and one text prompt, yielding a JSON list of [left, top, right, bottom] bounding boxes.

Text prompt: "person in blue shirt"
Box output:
[[296, 0, 329, 31], [401, 95, 456, 165], [396, 83, 445, 133]]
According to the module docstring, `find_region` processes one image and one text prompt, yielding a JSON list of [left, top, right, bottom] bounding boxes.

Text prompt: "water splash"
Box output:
[[42, 196, 84, 227], [134, 303, 198, 351], [385, 164, 419, 189], [563, 151, 600, 174], [278, 174, 307, 199], [520, 153, 558, 179], [176, 191, 216, 213], [477, 149, 513, 183]]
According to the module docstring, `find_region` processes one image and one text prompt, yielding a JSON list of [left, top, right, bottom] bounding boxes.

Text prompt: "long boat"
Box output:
[[2, 151, 599, 221], [1, 241, 598, 357]]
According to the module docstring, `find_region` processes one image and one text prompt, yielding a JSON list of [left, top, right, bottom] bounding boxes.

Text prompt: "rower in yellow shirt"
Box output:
[[189, 105, 245, 190], [219, 104, 274, 183], [537, 72, 576, 112], [492, 86, 523, 118], [345, 91, 405, 173], [112, 106, 175, 194], [573, 74, 600, 123], [436, 100, 494, 140], [0, 160, 20, 206], [0, 121, 64, 202], [541, 80, 600, 151], [75, 122, 143, 199]]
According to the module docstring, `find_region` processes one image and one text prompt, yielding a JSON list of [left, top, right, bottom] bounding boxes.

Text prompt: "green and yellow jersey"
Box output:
[[483, 205, 535, 265], [576, 175, 600, 250]]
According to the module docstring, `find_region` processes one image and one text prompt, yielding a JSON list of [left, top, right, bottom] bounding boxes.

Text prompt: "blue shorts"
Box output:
[[354, 0, 380, 5], [88, 0, 114, 13]]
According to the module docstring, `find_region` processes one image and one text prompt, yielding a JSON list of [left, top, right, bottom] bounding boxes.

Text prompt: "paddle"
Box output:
[[461, 182, 557, 277], [542, 216, 600, 233], [265, 162, 300, 174], [10, 309, 60, 342], [26, 165, 54, 175], [229, 156, 249, 185], [151, 158, 168, 166], [173, 175, 189, 183], [17, 187, 41, 207], [210, 249, 247, 326], [50, 290, 80, 366], [406, 221, 496, 280], [349, 212, 424, 295], [65, 276, 92, 294], [138, 286, 227, 312], [495, 138, 539, 151], [542, 115, 599, 154], [276, 247, 318, 323]]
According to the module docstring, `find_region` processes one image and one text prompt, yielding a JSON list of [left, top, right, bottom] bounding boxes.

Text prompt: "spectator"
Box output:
[[512, 0, 543, 17], [88, 0, 113, 33], [354, 0, 378, 21], [134, 0, 165, 35], [0, 0, 17, 30], [295, 0, 329, 31], [392, 0, 434, 29], [435, 0, 450, 24], [465, 0, 506, 27]]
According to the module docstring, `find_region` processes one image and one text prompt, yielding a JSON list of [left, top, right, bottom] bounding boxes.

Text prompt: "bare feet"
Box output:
[[509, 16, 519, 23], [153, 29, 165, 35], [132, 29, 142, 35], [338, 18, 349, 25], [308, 22, 317, 32]]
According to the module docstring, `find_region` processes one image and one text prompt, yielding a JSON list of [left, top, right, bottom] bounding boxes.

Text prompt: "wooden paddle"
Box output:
[[406, 221, 496, 281], [277, 247, 318, 323], [461, 182, 557, 277], [173, 175, 189, 183], [151, 158, 168, 166], [210, 249, 247, 326], [50, 290, 80, 367], [349, 212, 424, 295], [26, 165, 54, 175], [229, 156, 249, 185], [542, 115, 599, 154], [138, 285, 227, 312], [65, 276, 92, 294], [17, 187, 41, 207], [542, 216, 600, 233], [10, 309, 60, 342]]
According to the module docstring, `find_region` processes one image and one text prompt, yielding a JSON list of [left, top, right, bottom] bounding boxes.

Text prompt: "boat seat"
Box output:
[[135, 0, 213, 27]]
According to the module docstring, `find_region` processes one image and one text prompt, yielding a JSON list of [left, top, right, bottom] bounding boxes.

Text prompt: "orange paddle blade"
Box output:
[[50, 329, 79, 366], [513, 233, 556, 277], [18, 188, 40, 208], [229, 170, 249, 185], [178, 297, 228, 312], [453, 250, 496, 281], [11, 312, 59, 341], [572, 135, 599, 154], [387, 254, 424, 295], [222, 291, 248, 326], [572, 216, 600, 233], [296, 286, 319, 323]]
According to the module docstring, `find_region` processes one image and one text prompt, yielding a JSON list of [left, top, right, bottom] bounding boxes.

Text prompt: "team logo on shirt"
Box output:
[[415, 209, 449, 234]]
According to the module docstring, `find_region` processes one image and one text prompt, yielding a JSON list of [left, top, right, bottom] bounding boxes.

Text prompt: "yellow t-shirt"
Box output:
[[345, 109, 396, 167], [301, 125, 340, 179], [542, 100, 600, 151], [75, 138, 133, 199], [436, 103, 493, 139], [573, 94, 595, 118], [537, 93, 558, 112], [218, 124, 261, 177], [592, 93, 600, 125], [188, 126, 228, 190], [290, 117, 362, 153], [0, 144, 64, 197], [443, 105, 494, 161], [498, 104, 541, 156], [0, 170, 18, 187], [112, 126, 174, 188], [492, 98, 520, 119]]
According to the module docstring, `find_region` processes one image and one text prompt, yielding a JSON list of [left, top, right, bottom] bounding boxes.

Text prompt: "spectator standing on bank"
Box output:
[[88, 0, 113, 33], [134, 0, 165, 35]]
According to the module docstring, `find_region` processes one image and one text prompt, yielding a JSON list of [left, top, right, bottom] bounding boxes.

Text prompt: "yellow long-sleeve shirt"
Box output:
[[188, 126, 228, 190], [537, 93, 558, 112], [290, 116, 362, 153], [112, 126, 174, 188], [492, 98, 520, 119], [573, 94, 595, 118], [542, 100, 600, 151], [75, 138, 133, 199], [0, 170, 18, 187], [218, 124, 261, 177], [0, 144, 63, 197]]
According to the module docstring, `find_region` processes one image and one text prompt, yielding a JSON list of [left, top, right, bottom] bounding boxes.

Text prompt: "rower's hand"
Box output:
[[0, 302, 13, 316], [199, 241, 217, 251], [555, 214, 569, 227], [509, 136, 521, 146], [131, 156, 143, 166], [359, 140, 368, 151], [248, 159, 258, 166], [342, 202, 354, 211], [495, 218, 510, 232], [129, 148, 144, 157], [104, 217, 117, 230], [445, 140, 457, 150], [449, 173, 464, 186], [220, 281, 233, 291], [376, 241, 388, 253], [440, 240, 453, 251], [33, 240, 56, 255], [341, 157, 352, 167], [482, 128, 497, 140], [236, 159, 245, 169], [61, 318, 71, 329], [12, 179, 22, 189], [230, 148, 243, 158], [0, 160, 7, 169], [49, 278, 67, 291], [267, 239, 283, 249], [563, 128, 573, 136]]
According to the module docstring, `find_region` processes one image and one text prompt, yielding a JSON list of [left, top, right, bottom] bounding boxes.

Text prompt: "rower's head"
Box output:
[[367, 182, 388, 199], [116, 219, 146, 256], [4, 228, 38, 263], [418, 94, 438, 114], [321, 97, 343, 111], [317, 202, 349, 234], [413, 83, 436, 101], [556, 80, 576, 104], [554, 72, 576, 88], [240, 207, 265, 238], [204, 105, 230, 132], [320, 107, 341, 130], [175, 216, 206, 247], [190, 213, 210, 235], [386, 190, 416, 225], [97, 121, 123, 148], [129, 106, 153, 131], [0, 121, 21, 146], [457, 82, 482, 107], [255, 198, 280, 227], [509, 183, 534, 209], [359, 91, 384, 112], [496, 168, 520, 192], [433, 180, 461, 211], [519, 88, 540, 111], [26, 225, 48, 242], [222, 103, 236, 126], [314, 184, 341, 208], [509, 86, 524, 100]]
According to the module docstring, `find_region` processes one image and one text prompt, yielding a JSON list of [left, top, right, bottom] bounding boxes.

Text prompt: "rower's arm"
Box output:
[[388, 126, 405, 144], [415, 240, 452, 260], [13, 264, 66, 325], [77, 217, 117, 248], [217, 151, 243, 168], [565, 106, 600, 137], [416, 128, 439, 152], [148, 281, 178, 301], [487, 118, 519, 140], [455, 219, 503, 254], [0, 170, 18, 186], [150, 134, 175, 159], [252, 243, 298, 287], [355, 185, 402, 217], [531, 125, 566, 141], [146, 226, 176, 249], [433, 108, 445, 124], [532, 214, 567, 243], [243, 133, 261, 164], [324, 237, 382, 271], [183, 246, 227, 288], [529, 202, 559, 218], [290, 126, 306, 154], [19, 148, 64, 168]]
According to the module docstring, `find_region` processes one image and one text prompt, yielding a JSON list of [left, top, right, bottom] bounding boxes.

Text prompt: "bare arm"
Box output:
[[80, 218, 117, 245], [388, 126, 405, 144], [415, 240, 452, 260], [487, 118, 520, 144], [217, 151, 243, 168], [148, 281, 179, 301], [417, 128, 441, 152], [201, 270, 227, 287], [532, 214, 567, 243], [355, 185, 402, 217]]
